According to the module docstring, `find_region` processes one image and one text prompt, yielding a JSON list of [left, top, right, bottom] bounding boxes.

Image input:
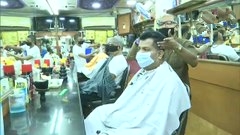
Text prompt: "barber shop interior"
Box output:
[[0, 0, 240, 135]]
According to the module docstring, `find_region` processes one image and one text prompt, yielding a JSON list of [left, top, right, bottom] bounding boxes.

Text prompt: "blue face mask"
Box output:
[[136, 52, 154, 68]]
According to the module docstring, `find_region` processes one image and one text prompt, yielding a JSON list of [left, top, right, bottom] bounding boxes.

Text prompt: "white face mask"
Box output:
[[136, 52, 154, 68]]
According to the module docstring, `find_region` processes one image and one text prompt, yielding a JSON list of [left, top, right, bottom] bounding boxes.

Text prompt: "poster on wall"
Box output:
[[85, 30, 95, 40], [107, 30, 114, 37], [2, 32, 19, 46], [95, 31, 107, 44], [17, 31, 29, 42]]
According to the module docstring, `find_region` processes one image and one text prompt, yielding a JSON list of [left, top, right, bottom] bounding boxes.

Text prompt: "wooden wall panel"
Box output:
[[189, 60, 240, 135], [189, 60, 240, 91], [190, 80, 240, 135]]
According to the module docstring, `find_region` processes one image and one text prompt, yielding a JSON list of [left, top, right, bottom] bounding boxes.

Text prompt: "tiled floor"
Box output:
[[185, 111, 232, 135]]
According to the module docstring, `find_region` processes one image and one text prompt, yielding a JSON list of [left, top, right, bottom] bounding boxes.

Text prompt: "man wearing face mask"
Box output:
[[80, 36, 128, 91], [72, 34, 97, 82], [84, 31, 191, 135], [7, 35, 41, 65], [80, 36, 128, 117], [156, 14, 199, 86], [105, 36, 128, 85], [127, 14, 197, 135], [128, 14, 198, 86]]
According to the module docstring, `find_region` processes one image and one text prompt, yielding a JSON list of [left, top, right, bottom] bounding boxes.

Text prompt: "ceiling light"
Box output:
[[46, 19, 53, 23], [127, 0, 136, 6], [59, 17, 65, 21], [69, 19, 75, 23], [0, 1, 8, 6], [92, 2, 101, 9]]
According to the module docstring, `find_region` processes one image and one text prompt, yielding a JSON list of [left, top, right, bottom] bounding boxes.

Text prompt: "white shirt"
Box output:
[[20, 44, 30, 56], [211, 44, 240, 62], [108, 54, 128, 85], [25, 45, 41, 65], [73, 44, 87, 73]]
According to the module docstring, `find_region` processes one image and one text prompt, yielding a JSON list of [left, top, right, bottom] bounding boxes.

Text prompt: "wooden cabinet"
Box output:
[[117, 13, 132, 35]]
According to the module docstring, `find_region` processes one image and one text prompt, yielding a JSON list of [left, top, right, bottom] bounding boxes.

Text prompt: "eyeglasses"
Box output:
[[104, 43, 115, 46], [157, 21, 177, 26]]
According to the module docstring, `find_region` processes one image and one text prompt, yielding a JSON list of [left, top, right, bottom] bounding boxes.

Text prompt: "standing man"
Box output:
[[128, 14, 198, 86], [156, 14, 198, 86], [7, 35, 41, 65], [72, 34, 96, 82]]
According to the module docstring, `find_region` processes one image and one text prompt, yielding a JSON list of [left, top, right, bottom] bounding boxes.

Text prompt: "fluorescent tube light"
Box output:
[[0, 1, 8, 6], [127, 0, 136, 6], [92, 2, 101, 9]]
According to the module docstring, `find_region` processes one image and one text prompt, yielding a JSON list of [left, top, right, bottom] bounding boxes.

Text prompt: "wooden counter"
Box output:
[[189, 59, 240, 135]]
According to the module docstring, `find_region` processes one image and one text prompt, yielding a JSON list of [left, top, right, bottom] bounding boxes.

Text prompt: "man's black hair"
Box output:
[[27, 35, 36, 44], [139, 31, 165, 49]]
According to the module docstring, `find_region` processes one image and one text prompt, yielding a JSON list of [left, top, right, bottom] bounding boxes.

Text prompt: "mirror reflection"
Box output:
[[179, 4, 240, 62]]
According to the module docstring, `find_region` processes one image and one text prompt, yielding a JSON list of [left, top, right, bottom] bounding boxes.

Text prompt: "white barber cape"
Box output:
[[84, 61, 191, 135]]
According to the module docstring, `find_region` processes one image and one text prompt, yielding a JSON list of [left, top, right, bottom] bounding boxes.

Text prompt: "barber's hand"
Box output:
[[157, 37, 180, 50]]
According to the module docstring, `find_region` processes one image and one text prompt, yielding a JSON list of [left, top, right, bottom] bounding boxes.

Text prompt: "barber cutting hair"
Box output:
[[84, 31, 191, 135]]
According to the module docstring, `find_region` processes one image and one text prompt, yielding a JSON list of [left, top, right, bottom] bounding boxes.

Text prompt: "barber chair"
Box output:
[[82, 65, 130, 117], [172, 84, 191, 135], [207, 54, 229, 61], [218, 54, 229, 61]]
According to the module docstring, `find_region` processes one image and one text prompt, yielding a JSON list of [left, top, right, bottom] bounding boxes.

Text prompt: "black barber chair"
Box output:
[[207, 54, 229, 61], [94, 64, 130, 104], [81, 65, 130, 117]]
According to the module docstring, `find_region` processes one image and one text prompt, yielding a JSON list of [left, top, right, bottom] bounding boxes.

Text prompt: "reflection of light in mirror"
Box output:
[[55, 108, 63, 134], [46, 19, 53, 23], [50, 108, 64, 134], [68, 82, 73, 90], [69, 19, 75, 23], [49, 109, 58, 134], [59, 17, 65, 21]]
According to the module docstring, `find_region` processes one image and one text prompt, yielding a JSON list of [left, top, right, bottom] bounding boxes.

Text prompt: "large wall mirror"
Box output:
[[177, 1, 240, 63]]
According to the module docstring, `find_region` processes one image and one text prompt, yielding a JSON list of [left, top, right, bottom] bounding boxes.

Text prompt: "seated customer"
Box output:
[[81, 45, 109, 79], [80, 36, 128, 116], [211, 31, 240, 62], [84, 31, 191, 135]]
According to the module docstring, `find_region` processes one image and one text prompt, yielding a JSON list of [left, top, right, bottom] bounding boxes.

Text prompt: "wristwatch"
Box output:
[[175, 44, 183, 52]]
